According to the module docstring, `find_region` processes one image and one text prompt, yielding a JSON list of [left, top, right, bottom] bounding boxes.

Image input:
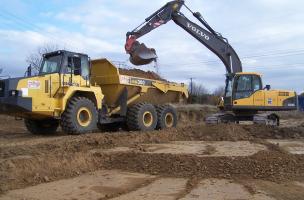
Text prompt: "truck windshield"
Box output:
[[39, 55, 62, 75]]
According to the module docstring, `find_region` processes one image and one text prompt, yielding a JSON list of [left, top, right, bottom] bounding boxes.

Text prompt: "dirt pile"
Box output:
[[1, 124, 304, 159], [1, 109, 304, 194], [176, 104, 217, 123], [119, 68, 166, 81], [100, 150, 304, 182], [243, 125, 304, 139], [1, 123, 304, 193], [2, 143, 304, 193]]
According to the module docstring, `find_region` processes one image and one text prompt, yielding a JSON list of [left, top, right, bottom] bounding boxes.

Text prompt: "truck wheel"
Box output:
[[24, 118, 59, 135], [127, 103, 157, 131], [156, 105, 178, 129], [61, 97, 98, 135]]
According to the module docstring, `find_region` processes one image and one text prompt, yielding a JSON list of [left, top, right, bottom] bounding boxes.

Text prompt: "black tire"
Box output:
[[127, 103, 157, 131], [156, 105, 178, 129], [61, 97, 98, 135], [24, 118, 59, 135]]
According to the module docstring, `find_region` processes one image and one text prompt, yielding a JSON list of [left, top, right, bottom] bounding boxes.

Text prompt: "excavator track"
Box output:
[[253, 113, 280, 126], [205, 112, 235, 124], [206, 112, 280, 126]]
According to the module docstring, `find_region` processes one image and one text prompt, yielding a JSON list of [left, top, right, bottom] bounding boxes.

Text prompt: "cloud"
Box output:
[[0, 0, 303, 92]]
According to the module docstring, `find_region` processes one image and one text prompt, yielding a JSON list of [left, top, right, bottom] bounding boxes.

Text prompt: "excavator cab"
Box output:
[[225, 73, 263, 108]]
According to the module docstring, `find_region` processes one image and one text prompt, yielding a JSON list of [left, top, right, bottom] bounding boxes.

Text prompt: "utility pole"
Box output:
[[190, 77, 194, 104]]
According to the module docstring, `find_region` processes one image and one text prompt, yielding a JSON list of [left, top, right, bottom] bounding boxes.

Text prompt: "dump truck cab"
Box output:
[[0, 50, 103, 118], [39, 50, 90, 81], [0, 50, 104, 134]]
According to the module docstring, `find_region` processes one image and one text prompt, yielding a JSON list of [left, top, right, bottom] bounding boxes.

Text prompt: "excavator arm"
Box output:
[[125, 0, 242, 74]]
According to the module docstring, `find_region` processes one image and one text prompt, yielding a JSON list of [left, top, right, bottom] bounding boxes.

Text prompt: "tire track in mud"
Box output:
[[98, 177, 161, 200], [175, 177, 200, 200]]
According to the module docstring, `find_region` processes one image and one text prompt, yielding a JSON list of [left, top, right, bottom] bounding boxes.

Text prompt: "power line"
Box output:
[[0, 9, 77, 50], [160, 49, 304, 67]]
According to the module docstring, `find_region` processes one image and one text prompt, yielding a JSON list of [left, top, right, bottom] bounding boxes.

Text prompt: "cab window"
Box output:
[[66, 56, 81, 75], [234, 75, 252, 100], [234, 75, 262, 100], [225, 79, 233, 97], [81, 57, 90, 78], [252, 75, 262, 91], [40, 55, 62, 75], [65, 56, 89, 78]]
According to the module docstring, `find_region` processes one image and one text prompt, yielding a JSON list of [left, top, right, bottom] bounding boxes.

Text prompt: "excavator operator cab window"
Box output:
[[252, 75, 262, 91], [225, 80, 233, 97], [234, 75, 262, 100]]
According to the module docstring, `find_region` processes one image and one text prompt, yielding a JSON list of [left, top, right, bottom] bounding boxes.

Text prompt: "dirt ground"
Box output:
[[1, 105, 304, 199]]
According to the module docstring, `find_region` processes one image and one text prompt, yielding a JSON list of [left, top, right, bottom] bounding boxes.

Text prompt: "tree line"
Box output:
[[188, 81, 225, 105]]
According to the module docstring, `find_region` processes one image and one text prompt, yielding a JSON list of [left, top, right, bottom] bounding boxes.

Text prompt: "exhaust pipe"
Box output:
[[125, 36, 158, 66]]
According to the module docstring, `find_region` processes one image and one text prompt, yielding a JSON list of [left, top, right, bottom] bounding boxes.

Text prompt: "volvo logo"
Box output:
[[187, 22, 210, 41]]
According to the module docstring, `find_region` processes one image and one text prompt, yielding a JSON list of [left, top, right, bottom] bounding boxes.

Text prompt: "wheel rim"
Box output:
[[143, 111, 153, 127], [165, 113, 174, 127], [77, 107, 92, 127]]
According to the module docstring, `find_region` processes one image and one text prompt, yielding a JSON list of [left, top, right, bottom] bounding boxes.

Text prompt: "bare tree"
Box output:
[[190, 82, 209, 96], [26, 44, 59, 75], [188, 81, 211, 104], [213, 86, 225, 97]]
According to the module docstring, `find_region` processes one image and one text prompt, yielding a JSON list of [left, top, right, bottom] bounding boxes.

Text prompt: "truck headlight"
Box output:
[[9, 90, 19, 97]]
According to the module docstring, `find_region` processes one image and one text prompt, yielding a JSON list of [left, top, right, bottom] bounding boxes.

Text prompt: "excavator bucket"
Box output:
[[129, 44, 157, 66], [125, 37, 158, 66]]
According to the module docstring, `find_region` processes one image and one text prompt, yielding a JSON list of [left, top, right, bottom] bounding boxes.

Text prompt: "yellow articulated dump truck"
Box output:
[[0, 50, 188, 135]]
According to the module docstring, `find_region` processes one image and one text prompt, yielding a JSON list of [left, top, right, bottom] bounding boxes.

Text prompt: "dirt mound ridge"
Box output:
[[100, 150, 304, 182], [1, 123, 304, 193], [1, 124, 304, 159], [2, 147, 304, 193], [119, 68, 166, 81]]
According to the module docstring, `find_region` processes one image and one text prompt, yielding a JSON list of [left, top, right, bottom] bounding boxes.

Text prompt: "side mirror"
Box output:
[[265, 85, 271, 90]]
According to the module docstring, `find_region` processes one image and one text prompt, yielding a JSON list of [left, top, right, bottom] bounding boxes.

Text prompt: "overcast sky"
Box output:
[[0, 0, 303, 93]]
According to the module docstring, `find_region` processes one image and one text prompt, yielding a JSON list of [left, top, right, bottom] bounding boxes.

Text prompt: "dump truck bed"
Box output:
[[90, 59, 188, 112]]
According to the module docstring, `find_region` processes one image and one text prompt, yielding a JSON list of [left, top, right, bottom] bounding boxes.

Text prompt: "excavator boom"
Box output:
[[125, 0, 242, 74]]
